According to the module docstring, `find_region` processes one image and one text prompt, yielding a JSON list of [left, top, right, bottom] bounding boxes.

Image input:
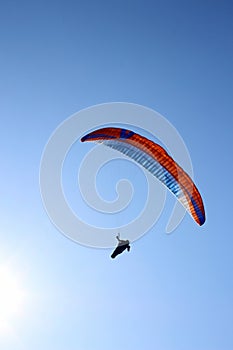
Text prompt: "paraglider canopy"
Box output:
[[81, 127, 205, 226]]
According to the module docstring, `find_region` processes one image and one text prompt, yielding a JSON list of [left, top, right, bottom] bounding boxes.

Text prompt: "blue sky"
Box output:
[[1, 1, 233, 349]]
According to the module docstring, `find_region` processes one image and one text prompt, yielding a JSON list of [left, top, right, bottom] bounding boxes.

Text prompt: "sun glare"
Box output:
[[0, 265, 26, 332]]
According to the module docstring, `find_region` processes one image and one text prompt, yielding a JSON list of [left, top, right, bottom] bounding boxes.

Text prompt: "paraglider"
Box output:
[[81, 127, 205, 226], [111, 235, 131, 259]]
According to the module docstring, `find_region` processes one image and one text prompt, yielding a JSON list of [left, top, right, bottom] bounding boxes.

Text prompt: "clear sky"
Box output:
[[1, 1, 233, 349]]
